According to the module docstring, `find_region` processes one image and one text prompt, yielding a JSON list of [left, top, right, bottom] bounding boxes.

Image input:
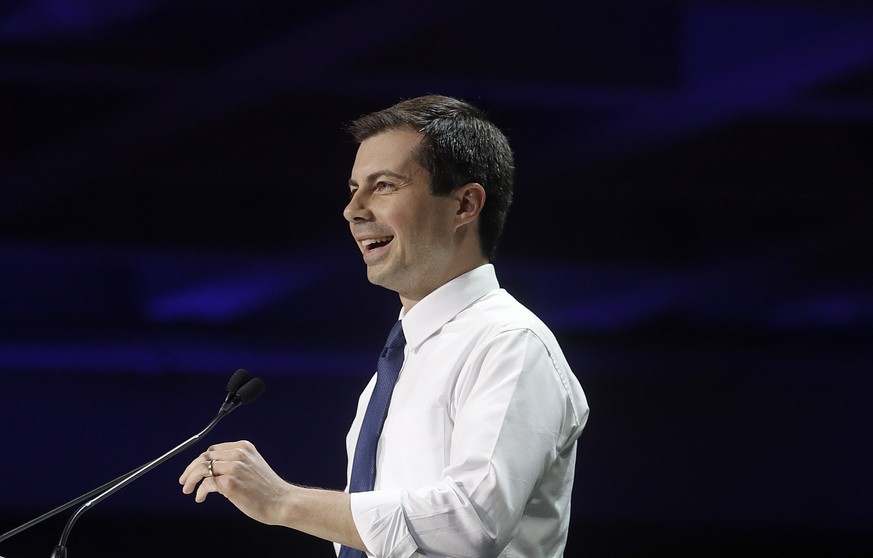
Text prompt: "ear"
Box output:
[[453, 182, 486, 229]]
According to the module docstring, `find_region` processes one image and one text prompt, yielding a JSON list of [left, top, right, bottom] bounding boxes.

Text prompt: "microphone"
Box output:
[[221, 375, 265, 414], [224, 368, 252, 405], [0, 370, 264, 555]]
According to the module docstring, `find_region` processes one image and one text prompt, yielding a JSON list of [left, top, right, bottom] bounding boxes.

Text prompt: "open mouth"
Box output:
[[362, 236, 394, 251]]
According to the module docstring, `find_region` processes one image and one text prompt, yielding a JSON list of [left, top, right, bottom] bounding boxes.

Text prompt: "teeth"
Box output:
[[362, 237, 392, 247]]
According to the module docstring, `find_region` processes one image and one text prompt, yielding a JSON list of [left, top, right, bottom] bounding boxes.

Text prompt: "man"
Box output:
[[180, 95, 589, 557]]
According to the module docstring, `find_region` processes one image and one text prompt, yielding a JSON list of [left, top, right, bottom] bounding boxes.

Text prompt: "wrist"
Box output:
[[272, 482, 303, 528]]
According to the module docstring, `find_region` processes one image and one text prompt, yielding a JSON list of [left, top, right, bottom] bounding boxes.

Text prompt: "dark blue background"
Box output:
[[2, 1, 871, 556]]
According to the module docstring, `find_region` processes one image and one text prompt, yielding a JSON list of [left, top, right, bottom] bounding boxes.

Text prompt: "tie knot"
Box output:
[[384, 320, 405, 351]]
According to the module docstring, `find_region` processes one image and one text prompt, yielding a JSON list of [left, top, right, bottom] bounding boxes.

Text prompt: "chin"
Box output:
[[366, 266, 391, 288], [367, 266, 409, 295]]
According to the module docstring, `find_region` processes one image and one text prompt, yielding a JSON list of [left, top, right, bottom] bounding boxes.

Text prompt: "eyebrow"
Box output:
[[348, 169, 409, 188]]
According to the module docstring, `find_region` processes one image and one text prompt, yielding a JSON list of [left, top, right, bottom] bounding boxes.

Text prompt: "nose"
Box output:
[[343, 189, 372, 223]]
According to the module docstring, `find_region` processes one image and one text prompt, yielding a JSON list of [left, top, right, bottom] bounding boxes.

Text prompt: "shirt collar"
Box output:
[[399, 263, 500, 350]]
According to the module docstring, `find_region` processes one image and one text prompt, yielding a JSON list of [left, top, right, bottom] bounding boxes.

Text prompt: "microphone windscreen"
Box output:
[[236, 378, 266, 405], [226, 369, 252, 394]]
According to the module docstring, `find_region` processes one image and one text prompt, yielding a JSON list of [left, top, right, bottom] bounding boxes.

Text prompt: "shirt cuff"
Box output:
[[350, 489, 419, 558]]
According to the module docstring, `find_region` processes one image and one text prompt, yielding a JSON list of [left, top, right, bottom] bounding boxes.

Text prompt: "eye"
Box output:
[[375, 181, 395, 192]]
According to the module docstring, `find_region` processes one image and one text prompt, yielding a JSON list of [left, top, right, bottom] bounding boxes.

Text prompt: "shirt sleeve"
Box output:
[[349, 328, 583, 558]]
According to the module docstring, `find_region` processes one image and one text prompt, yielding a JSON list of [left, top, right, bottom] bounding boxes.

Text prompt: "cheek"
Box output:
[[393, 199, 456, 248], [412, 217, 452, 248], [421, 202, 457, 235]]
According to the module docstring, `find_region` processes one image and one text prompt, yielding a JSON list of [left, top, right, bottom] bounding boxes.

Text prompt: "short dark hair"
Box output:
[[347, 95, 514, 260]]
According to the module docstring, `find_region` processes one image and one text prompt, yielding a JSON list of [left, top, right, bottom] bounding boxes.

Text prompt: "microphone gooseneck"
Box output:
[[49, 374, 265, 557], [1, 372, 254, 547], [0, 370, 264, 556]]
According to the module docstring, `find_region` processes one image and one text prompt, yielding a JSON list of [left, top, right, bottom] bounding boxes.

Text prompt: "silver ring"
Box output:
[[206, 459, 215, 477]]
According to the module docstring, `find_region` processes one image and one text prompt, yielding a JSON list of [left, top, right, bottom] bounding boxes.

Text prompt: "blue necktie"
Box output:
[[339, 320, 406, 558]]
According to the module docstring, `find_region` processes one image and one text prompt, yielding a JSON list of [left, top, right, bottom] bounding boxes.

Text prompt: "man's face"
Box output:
[[344, 128, 459, 303]]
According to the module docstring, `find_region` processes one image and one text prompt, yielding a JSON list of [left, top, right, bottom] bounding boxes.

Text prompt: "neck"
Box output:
[[398, 257, 488, 313]]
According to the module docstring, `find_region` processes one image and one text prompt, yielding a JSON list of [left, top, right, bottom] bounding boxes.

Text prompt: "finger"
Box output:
[[179, 451, 209, 485], [181, 457, 216, 495], [178, 441, 241, 485], [193, 458, 235, 503], [205, 441, 247, 455], [195, 476, 221, 503], [180, 441, 252, 495], [204, 442, 254, 464]]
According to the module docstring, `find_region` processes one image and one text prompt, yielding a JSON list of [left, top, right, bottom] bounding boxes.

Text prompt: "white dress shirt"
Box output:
[[342, 264, 589, 558]]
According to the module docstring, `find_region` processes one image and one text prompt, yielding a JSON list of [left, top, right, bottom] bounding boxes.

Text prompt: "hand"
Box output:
[[179, 440, 291, 525]]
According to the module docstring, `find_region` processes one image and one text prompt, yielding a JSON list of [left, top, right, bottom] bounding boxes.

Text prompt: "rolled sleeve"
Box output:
[[350, 489, 418, 558]]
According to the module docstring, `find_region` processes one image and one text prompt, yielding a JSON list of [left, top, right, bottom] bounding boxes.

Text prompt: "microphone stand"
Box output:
[[0, 374, 264, 558], [0, 459, 154, 544], [48, 409, 229, 558]]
